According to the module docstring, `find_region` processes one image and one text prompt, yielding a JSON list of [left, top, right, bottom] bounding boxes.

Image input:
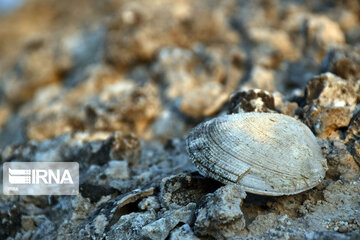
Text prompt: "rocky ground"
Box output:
[[0, 0, 359, 239]]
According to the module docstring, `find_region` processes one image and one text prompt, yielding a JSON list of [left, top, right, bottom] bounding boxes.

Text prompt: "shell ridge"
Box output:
[[221, 114, 299, 178], [186, 112, 328, 196], [206, 119, 250, 181], [187, 121, 241, 183]]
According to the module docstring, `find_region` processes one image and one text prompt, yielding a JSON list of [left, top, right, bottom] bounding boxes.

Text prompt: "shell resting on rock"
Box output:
[[186, 112, 328, 196]]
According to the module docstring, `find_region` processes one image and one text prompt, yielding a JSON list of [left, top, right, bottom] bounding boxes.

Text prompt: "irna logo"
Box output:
[[8, 168, 74, 184], [3, 162, 79, 195]]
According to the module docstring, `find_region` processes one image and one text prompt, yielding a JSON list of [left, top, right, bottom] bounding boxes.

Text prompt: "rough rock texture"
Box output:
[[169, 224, 199, 240], [346, 112, 360, 166], [160, 173, 222, 208], [142, 203, 196, 240], [152, 46, 243, 118], [0, 0, 360, 240], [302, 72, 359, 139], [194, 185, 247, 239], [228, 89, 276, 114], [106, 211, 156, 240]]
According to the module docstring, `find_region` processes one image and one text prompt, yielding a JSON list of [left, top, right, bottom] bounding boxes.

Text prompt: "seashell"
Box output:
[[186, 112, 328, 196]]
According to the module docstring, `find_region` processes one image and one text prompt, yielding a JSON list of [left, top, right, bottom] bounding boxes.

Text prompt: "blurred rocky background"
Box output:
[[0, 0, 359, 239]]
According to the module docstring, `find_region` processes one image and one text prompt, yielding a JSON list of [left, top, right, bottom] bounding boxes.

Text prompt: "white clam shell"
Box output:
[[186, 112, 328, 196]]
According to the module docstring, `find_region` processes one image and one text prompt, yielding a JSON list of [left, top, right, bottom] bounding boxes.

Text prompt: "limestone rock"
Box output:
[[160, 173, 222, 208], [170, 224, 200, 240], [194, 185, 246, 239], [303, 73, 358, 139], [142, 203, 196, 240]]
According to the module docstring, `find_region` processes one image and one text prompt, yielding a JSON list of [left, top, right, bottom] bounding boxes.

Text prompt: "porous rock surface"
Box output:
[[0, 1, 359, 240], [194, 185, 247, 239]]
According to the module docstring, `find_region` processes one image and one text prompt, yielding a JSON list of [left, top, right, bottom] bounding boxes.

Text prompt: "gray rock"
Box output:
[[194, 184, 246, 240], [346, 111, 360, 166], [160, 173, 222, 208], [138, 196, 161, 211], [74, 188, 154, 239], [105, 160, 129, 180], [305, 230, 352, 240], [0, 114, 27, 149], [31, 215, 56, 240], [141, 203, 196, 240], [284, 59, 317, 90], [106, 211, 157, 240], [169, 224, 200, 240], [0, 201, 21, 239]]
